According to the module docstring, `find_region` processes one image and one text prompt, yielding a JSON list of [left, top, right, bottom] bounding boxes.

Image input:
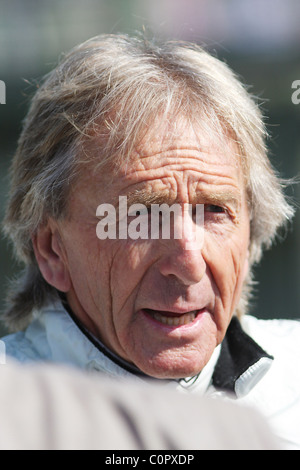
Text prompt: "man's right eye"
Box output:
[[205, 204, 226, 213]]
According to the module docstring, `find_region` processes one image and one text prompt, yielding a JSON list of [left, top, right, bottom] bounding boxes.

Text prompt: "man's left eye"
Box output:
[[205, 204, 226, 213]]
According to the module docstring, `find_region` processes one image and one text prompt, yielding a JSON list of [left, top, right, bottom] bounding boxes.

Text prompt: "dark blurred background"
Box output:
[[0, 0, 299, 335]]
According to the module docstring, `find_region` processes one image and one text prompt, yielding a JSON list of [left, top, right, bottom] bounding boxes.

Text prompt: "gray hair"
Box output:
[[2, 33, 294, 331]]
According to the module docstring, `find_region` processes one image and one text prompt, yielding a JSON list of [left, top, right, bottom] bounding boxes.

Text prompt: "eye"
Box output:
[[205, 204, 226, 213]]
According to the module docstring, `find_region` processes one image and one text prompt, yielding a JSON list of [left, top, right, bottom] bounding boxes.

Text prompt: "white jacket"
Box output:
[[2, 301, 300, 449]]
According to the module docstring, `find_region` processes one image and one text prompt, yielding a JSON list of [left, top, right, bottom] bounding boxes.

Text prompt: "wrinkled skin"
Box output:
[[33, 118, 250, 379]]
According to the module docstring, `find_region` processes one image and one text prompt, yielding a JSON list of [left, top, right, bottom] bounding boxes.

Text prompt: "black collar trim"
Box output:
[[212, 316, 273, 396]]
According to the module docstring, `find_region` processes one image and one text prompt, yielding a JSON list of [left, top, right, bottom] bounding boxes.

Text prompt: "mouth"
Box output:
[[143, 308, 203, 327]]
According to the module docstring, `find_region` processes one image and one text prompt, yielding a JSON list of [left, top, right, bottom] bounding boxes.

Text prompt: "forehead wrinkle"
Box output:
[[136, 145, 203, 159], [132, 148, 235, 169]]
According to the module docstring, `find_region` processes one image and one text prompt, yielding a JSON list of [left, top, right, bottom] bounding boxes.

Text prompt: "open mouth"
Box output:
[[143, 309, 201, 326]]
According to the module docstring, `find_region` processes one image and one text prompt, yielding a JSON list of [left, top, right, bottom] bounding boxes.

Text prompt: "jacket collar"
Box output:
[[212, 316, 273, 398]]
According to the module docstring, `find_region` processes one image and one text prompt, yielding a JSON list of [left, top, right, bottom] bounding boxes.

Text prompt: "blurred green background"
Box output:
[[0, 0, 299, 335]]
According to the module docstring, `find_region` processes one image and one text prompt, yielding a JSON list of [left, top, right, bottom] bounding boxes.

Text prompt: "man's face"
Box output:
[[56, 118, 250, 379]]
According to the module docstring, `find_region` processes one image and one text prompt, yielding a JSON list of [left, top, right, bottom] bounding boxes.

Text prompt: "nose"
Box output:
[[158, 245, 206, 286], [158, 207, 206, 286]]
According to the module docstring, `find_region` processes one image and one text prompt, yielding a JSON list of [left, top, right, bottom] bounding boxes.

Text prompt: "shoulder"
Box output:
[[0, 304, 62, 363], [240, 315, 300, 358], [1, 330, 44, 363], [238, 316, 300, 449]]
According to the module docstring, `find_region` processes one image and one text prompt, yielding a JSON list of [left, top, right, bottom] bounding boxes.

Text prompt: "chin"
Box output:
[[135, 351, 212, 380]]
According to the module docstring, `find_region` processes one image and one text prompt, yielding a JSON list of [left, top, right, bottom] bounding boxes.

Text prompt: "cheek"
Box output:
[[70, 252, 98, 298], [63, 229, 111, 308], [204, 229, 249, 315], [109, 240, 155, 313]]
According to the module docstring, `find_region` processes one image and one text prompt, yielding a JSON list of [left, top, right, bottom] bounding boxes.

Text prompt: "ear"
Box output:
[[32, 222, 71, 292]]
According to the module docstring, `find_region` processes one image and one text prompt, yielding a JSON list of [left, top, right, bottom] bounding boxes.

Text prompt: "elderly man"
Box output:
[[1, 34, 300, 448]]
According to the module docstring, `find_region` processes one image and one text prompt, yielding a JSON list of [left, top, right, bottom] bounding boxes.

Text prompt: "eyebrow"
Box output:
[[198, 190, 241, 210], [119, 187, 241, 210], [125, 189, 175, 207]]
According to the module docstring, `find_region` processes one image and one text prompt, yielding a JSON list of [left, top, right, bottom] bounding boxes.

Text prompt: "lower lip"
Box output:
[[140, 308, 206, 332]]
